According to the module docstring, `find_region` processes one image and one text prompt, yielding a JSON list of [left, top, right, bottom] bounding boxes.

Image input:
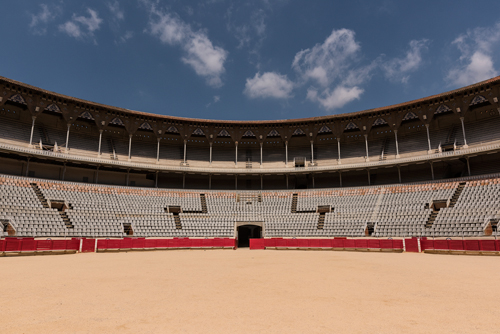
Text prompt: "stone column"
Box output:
[[460, 117, 468, 148], [285, 141, 288, 166], [260, 142, 263, 166], [235, 141, 238, 166], [65, 123, 71, 153], [128, 135, 132, 161], [209, 142, 213, 165], [425, 124, 432, 154], [337, 138, 341, 164], [394, 130, 400, 158], [29, 116, 36, 146], [156, 137, 161, 162], [98, 129, 103, 156], [364, 134, 369, 161]]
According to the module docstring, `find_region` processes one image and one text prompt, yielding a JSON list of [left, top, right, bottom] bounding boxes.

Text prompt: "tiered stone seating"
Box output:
[[1, 174, 500, 239]]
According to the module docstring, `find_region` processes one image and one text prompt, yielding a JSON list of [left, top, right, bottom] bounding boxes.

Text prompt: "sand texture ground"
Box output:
[[2, 249, 500, 334]]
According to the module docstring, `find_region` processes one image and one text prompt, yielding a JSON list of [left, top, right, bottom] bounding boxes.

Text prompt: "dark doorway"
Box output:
[[237, 224, 262, 247]]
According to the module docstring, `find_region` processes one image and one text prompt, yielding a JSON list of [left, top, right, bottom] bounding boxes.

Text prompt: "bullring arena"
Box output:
[[1, 75, 500, 333]]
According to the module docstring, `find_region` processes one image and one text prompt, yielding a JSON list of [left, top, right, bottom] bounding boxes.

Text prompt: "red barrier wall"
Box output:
[[367, 239, 380, 249], [249, 239, 265, 250], [0, 237, 497, 255], [344, 239, 356, 248], [332, 239, 345, 248], [81, 239, 96, 252], [480, 240, 496, 251], [404, 238, 419, 252]]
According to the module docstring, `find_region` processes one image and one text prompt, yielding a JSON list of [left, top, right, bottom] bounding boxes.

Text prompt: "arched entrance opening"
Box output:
[[237, 224, 262, 248]]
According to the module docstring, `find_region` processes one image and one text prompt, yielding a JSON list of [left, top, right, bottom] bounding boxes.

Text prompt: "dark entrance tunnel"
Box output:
[[237, 225, 262, 247]]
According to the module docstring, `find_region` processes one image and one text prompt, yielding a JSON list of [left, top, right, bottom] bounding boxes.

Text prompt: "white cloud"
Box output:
[[292, 29, 361, 86], [244, 72, 294, 99], [145, 2, 228, 88], [383, 39, 429, 83], [107, 1, 124, 21], [447, 22, 500, 86], [292, 28, 373, 111], [118, 31, 134, 44], [29, 3, 60, 35], [59, 21, 81, 38], [206, 95, 221, 108], [227, 8, 266, 49], [59, 8, 103, 42], [307, 86, 363, 111]]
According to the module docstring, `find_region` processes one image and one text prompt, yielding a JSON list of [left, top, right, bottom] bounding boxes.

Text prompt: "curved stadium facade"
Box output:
[[1, 75, 500, 248]]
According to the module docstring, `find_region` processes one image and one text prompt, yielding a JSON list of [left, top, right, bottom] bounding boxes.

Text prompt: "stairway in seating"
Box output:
[[60, 211, 74, 229], [291, 193, 316, 214], [317, 212, 325, 229], [30, 183, 49, 208], [173, 213, 182, 229], [200, 194, 208, 213], [291, 194, 298, 213], [425, 209, 439, 228], [449, 182, 466, 208]]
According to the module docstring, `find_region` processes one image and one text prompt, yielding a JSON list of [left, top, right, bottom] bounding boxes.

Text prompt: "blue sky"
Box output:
[[2, 1, 500, 121]]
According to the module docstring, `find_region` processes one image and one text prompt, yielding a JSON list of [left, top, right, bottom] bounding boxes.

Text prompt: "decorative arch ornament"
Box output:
[[402, 111, 419, 121], [109, 117, 125, 126], [192, 128, 205, 136], [470, 95, 488, 106], [217, 129, 231, 137], [8, 94, 26, 105], [243, 130, 256, 137], [318, 125, 332, 133], [345, 122, 359, 130], [139, 122, 153, 131], [78, 111, 95, 120], [372, 118, 388, 126], [45, 104, 61, 113], [434, 105, 451, 115], [292, 128, 305, 136], [166, 126, 179, 133], [267, 129, 280, 137]]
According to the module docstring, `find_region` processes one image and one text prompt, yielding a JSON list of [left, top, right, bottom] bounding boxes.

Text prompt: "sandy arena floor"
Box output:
[[2, 249, 500, 334]]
